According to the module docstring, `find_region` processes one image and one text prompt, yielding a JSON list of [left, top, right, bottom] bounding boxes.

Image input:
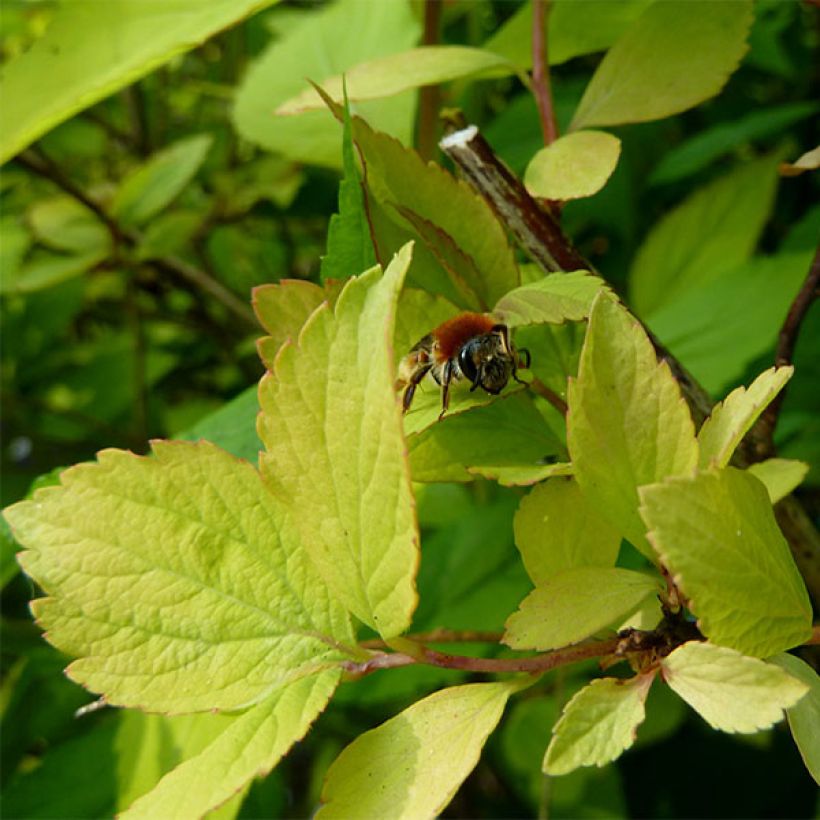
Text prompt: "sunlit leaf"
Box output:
[[504, 567, 662, 650], [544, 674, 654, 775], [468, 461, 573, 487], [640, 468, 812, 657], [514, 477, 621, 585], [747, 458, 809, 504], [494, 271, 605, 327], [0, 0, 278, 163], [780, 145, 820, 177], [276, 47, 515, 114], [770, 653, 820, 785], [698, 366, 793, 468], [258, 245, 417, 638], [122, 671, 339, 819], [567, 293, 698, 559], [661, 642, 808, 733], [524, 131, 621, 200], [318, 681, 525, 819], [571, 0, 753, 130], [5, 441, 353, 712]]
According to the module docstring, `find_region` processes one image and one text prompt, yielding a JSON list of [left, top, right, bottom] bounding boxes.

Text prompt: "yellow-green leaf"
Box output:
[[276, 46, 515, 114], [567, 293, 698, 559], [123, 670, 339, 819], [661, 642, 808, 733], [524, 132, 621, 200], [5, 441, 353, 713], [640, 468, 812, 658], [258, 245, 418, 638], [698, 366, 793, 468], [514, 477, 621, 585], [318, 681, 524, 819], [571, 0, 753, 130], [504, 567, 662, 651], [544, 675, 654, 775], [747, 458, 809, 504]]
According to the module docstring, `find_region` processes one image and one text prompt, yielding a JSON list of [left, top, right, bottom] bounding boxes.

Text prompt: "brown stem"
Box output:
[[529, 376, 568, 415], [756, 243, 820, 457], [361, 629, 504, 650], [532, 0, 558, 145], [417, 0, 443, 161], [439, 126, 588, 272]]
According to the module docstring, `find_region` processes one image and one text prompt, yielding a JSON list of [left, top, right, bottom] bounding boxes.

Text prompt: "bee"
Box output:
[[397, 312, 530, 417]]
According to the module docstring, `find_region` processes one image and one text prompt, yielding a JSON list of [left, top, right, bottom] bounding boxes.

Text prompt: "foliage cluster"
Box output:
[[2, 1, 819, 817]]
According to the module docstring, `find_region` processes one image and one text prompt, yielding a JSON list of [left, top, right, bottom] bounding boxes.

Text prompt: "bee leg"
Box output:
[[439, 360, 455, 419], [512, 347, 531, 386], [402, 363, 433, 414]]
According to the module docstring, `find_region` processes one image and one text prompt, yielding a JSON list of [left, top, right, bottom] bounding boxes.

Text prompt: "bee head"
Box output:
[[458, 327, 515, 394]]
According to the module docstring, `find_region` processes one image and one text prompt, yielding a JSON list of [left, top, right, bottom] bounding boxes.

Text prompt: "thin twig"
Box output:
[[756, 243, 820, 457], [439, 126, 588, 272], [417, 0, 443, 161], [532, 0, 558, 145], [529, 376, 568, 415], [361, 629, 504, 650]]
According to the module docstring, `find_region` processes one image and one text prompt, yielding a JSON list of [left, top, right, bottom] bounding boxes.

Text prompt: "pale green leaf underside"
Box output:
[[258, 245, 418, 638], [662, 642, 808, 734], [524, 131, 621, 201], [640, 468, 812, 658], [698, 366, 793, 468], [747, 458, 809, 504], [318, 681, 523, 819], [504, 567, 662, 651], [514, 478, 621, 586], [494, 272, 605, 328], [567, 293, 699, 559], [0, 0, 276, 163], [571, 0, 753, 130], [123, 670, 340, 820], [780, 145, 820, 176], [629, 153, 781, 318], [468, 461, 573, 487], [233, 0, 418, 168], [276, 46, 515, 114], [771, 653, 820, 785], [6, 441, 352, 712], [544, 675, 652, 775]]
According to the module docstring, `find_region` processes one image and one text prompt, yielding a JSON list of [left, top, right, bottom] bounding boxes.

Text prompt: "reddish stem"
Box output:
[[532, 0, 559, 145]]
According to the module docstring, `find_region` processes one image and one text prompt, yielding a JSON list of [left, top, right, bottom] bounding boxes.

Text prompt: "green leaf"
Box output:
[[698, 366, 793, 468], [639, 468, 812, 657], [276, 46, 516, 114], [469, 461, 573, 488], [233, 0, 419, 168], [176, 386, 261, 463], [258, 245, 417, 638], [135, 210, 204, 261], [514, 477, 621, 585], [629, 153, 781, 318], [571, 0, 753, 130], [0, 215, 30, 283], [747, 458, 809, 504], [0, 249, 106, 294], [4, 440, 353, 712], [650, 101, 820, 185], [318, 680, 524, 819], [661, 642, 808, 733], [253, 280, 328, 369], [319, 90, 377, 283], [111, 135, 213, 227], [407, 393, 560, 483], [504, 567, 662, 650], [343, 113, 520, 309], [494, 271, 606, 328], [122, 670, 339, 819], [544, 674, 654, 776], [0, 0, 276, 163], [524, 131, 621, 201], [771, 653, 820, 785], [484, 0, 652, 69], [27, 196, 110, 254], [567, 293, 699, 559]]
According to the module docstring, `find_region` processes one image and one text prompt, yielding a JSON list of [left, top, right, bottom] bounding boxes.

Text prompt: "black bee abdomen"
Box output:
[[458, 344, 479, 383]]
